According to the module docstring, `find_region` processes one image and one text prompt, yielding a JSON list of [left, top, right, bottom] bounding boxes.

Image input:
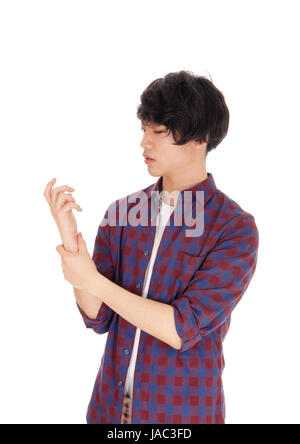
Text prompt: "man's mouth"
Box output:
[[144, 157, 156, 164]]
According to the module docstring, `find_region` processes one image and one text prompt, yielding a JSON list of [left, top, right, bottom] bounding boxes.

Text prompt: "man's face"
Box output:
[[140, 121, 198, 177]]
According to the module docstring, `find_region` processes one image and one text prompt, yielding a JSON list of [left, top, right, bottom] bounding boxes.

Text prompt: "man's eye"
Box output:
[[141, 128, 163, 134]]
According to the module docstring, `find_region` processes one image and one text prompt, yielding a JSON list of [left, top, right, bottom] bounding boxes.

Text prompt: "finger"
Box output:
[[56, 244, 65, 254], [43, 178, 56, 206], [78, 232, 85, 244], [54, 192, 75, 212], [77, 232, 87, 250], [51, 185, 75, 207], [60, 202, 82, 214]]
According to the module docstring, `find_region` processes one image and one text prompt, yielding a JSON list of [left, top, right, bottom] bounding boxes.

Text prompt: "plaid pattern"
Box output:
[[77, 172, 259, 424]]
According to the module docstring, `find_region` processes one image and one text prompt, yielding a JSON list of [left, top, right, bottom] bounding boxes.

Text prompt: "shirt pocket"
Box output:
[[175, 251, 205, 293]]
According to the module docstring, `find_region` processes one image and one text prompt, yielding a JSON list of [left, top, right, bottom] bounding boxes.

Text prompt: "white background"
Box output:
[[0, 0, 299, 424]]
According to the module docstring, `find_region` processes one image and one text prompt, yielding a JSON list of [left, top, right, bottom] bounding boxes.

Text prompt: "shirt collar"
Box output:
[[145, 172, 217, 207]]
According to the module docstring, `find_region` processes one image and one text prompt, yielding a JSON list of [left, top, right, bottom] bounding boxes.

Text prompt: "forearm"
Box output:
[[87, 271, 182, 350], [73, 287, 103, 319], [61, 232, 103, 319]]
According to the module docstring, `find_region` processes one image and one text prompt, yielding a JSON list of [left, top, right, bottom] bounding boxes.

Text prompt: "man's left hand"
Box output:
[[56, 232, 98, 290]]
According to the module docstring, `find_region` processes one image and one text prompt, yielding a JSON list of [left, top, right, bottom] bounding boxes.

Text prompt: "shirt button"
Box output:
[[144, 250, 149, 256], [136, 283, 141, 288], [118, 380, 123, 387], [124, 348, 129, 355]]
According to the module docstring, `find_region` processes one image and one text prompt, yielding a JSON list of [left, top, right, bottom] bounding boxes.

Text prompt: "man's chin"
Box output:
[[146, 164, 163, 177], [148, 170, 161, 177]]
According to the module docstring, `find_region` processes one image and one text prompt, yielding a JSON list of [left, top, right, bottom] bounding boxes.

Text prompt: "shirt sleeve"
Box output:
[[172, 214, 259, 352], [76, 207, 115, 335]]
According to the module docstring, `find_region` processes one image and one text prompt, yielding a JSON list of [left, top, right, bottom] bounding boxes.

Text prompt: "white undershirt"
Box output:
[[124, 197, 176, 398]]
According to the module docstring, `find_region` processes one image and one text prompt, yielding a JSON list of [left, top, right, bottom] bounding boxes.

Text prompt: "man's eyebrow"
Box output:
[[141, 121, 162, 128]]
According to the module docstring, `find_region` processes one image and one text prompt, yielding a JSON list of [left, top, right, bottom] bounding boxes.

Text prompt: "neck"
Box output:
[[160, 167, 208, 207]]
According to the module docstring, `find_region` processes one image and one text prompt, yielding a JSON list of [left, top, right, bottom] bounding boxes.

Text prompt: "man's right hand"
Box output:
[[43, 177, 82, 252]]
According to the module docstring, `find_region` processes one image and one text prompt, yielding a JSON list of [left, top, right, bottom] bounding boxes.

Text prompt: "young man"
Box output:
[[49, 70, 259, 424]]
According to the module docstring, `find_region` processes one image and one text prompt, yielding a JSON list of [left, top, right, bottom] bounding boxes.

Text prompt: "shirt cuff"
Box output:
[[76, 301, 110, 329], [173, 297, 201, 352]]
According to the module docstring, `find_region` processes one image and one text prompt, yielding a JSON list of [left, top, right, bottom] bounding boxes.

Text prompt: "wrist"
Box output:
[[59, 231, 78, 253]]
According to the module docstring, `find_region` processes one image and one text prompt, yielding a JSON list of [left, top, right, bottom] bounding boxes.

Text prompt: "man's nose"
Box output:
[[140, 134, 153, 150]]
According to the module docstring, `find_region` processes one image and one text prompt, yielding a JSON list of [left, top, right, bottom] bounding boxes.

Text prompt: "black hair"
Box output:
[[136, 70, 229, 155]]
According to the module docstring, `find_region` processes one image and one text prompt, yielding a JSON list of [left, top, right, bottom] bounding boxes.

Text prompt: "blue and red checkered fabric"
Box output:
[[77, 172, 259, 424]]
